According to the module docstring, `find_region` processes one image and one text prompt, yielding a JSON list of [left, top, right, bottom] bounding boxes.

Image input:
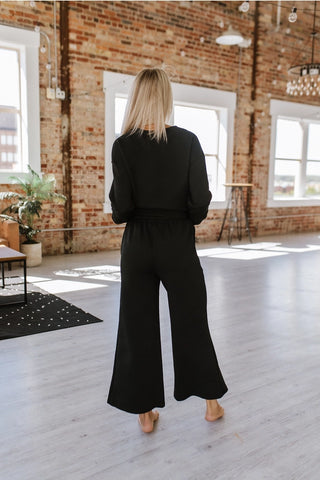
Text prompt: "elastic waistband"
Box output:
[[131, 208, 188, 221]]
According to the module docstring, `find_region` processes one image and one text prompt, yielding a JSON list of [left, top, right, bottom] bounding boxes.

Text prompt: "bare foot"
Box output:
[[205, 399, 224, 422], [138, 410, 159, 433]]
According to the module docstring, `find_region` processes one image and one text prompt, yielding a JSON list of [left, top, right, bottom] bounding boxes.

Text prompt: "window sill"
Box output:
[[0, 171, 21, 185], [0, 170, 42, 185], [267, 198, 320, 208]]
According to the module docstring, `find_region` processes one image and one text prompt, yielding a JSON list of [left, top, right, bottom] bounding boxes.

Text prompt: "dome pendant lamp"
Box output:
[[216, 25, 244, 46]]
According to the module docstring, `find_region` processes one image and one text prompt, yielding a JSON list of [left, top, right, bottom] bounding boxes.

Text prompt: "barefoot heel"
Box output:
[[138, 410, 159, 433]]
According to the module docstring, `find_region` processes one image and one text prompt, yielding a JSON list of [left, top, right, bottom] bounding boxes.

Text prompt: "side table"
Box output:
[[0, 245, 27, 305]]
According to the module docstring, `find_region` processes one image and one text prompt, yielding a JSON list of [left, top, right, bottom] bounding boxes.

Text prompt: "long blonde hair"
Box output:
[[121, 67, 173, 142]]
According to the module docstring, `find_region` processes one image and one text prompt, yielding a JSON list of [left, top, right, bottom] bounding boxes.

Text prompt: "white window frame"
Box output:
[[0, 25, 40, 184], [268, 99, 320, 207], [172, 101, 222, 201], [103, 71, 236, 213]]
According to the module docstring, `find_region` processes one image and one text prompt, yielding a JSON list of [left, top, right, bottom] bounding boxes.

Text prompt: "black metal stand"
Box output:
[[218, 183, 253, 245]]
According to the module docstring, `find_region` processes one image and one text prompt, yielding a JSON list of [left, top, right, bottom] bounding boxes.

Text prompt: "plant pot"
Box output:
[[20, 242, 42, 267]]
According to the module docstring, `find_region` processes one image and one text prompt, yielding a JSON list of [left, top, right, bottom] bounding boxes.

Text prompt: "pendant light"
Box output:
[[287, 0, 320, 96], [216, 25, 244, 46]]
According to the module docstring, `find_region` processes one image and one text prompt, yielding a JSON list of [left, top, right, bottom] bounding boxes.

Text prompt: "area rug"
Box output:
[[0, 290, 103, 340]]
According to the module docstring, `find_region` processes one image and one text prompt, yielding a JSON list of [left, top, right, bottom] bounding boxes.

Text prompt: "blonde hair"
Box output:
[[122, 67, 173, 142]]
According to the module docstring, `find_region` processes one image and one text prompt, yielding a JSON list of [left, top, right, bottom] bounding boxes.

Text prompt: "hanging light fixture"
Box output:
[[216, 25, 244, 46], [239, 1, 250, 13], [287, 1, 320, 96], [288, 7, 298, 23]]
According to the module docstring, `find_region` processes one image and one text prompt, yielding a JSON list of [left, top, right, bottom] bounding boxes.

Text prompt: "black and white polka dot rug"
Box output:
[[0, 290, 103, 340]]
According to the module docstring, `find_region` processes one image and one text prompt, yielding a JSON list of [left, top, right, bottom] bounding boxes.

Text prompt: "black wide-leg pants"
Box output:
[[107, 216, 228, 414]]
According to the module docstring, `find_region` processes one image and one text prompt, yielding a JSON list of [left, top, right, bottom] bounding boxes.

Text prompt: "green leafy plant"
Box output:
[[0, 166, 66, 243]]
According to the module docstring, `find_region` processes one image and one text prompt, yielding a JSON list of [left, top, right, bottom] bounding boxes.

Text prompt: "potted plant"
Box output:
[[0, 166, 66, 266]]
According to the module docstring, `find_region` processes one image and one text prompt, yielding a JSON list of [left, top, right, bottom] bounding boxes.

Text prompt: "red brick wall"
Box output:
[[1, 1, 319, 254], [249, 1, 320, 238]]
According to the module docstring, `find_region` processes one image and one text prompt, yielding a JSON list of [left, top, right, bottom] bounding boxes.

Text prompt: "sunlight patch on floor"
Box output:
[[197, 248, 234, 257], [36, 280, 108, 294], [232, 242, 281, 250], [208, 250, 288, 260], [54, 265, 121, 282], [196, 241, 320, 260], [268, 244, 320, 253], [26, 276, 51, 283]]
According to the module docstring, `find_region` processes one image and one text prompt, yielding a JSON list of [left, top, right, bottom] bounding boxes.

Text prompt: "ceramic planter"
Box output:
[[20, 242, 42, 267]]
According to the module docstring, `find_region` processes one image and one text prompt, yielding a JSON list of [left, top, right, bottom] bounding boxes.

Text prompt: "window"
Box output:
[[173, 104, 225, 201], [104, 71, 236, 213], [269, 100, 320, 206], [0, 25, 40, 183], [115, 96, 127, 138], [0, 47, 21, 172], [306, 124, 320, 196]]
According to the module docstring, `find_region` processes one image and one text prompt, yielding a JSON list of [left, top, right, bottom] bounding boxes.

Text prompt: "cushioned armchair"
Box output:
[[0, 219, 20, 251]]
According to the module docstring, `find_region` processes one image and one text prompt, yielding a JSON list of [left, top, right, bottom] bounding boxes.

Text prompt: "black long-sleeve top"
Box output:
[[109, 126, 212, 225]]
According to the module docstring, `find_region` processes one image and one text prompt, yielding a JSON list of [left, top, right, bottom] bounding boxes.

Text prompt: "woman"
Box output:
[[107, 67, 227, 433]]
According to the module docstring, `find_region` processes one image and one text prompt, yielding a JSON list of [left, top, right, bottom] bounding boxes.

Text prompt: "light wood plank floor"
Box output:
[[1, 232, 320, 480]]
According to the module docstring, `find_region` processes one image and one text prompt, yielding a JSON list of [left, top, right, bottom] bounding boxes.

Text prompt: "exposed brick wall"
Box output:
[[1, 1, 319, 254], [0, 0, 65, 252], [249, 1, 320, 237]]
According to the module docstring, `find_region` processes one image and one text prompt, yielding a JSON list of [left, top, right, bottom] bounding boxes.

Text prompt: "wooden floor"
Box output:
[[1, 232, 320, 480]]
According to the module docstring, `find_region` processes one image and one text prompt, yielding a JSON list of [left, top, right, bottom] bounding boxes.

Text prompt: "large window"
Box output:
[[0, 25, 40, 183], [104, 71, 236, 213], [0, 47, 21, 172], [269, 100, 320, 206], [173, 104, 227, 201]]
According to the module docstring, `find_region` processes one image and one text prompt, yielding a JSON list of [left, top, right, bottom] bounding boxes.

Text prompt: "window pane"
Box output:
[[0, 48, 20, 108], [205, 155, 217, 193], [174, 105, 219, 154], [306, 161, 320, 196], [115, 96, 127, 137], [275, 119, 303, 160], [274, 159, 300, 197], [307, 124, 320, 160], [0, 110, 20, 171]]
